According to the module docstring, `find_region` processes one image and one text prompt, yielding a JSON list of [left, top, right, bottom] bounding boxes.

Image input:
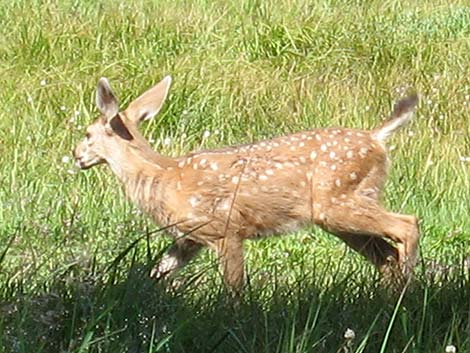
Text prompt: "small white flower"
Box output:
[[459, 156, 470, 163], [27, 96, 33, 103], [408, 131, 414, 137], [60, 106, 66, 111], [445, 345, 457, 353], [426, 99, 433, 105], [67, 169, 76, 175], [163, 137, 171, 146], [203, 130, 211, 138], [181, 133, 187, 139], [465, 94, 469, 101], [389, 145, 396, 151], [214, 129, 220, 135], [439, 114, 445, 120], [426, 160, 434, 167], [61, 156, 71, 164], [148, 138, 155, 144], [40, 79, 47, 86], [182, 110, 189, 115], [74, 110, 81, 116], [365, 105, 370, 111], [344, 328, 355, 340]]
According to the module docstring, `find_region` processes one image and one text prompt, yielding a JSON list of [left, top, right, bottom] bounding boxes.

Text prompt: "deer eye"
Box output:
[[85, 132, 91, 139]]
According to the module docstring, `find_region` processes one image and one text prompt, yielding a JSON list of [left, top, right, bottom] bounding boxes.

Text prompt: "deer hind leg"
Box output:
[[319, 200, 420, 276], [335, 232, 399, 273], [150, 239, 202, 280]]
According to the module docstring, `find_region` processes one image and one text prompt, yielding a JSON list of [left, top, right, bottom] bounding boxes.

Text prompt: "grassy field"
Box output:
[[0, 0, 469, 352]]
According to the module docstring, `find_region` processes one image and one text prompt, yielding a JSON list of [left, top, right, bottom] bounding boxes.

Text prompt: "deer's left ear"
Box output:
[[124, 76, 172, 125], [96, 77, 119, 119]]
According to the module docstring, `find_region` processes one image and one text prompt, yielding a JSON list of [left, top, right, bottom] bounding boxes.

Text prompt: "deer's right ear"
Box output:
[[124, 76, 172, 125], [96, 77, 119, 119]]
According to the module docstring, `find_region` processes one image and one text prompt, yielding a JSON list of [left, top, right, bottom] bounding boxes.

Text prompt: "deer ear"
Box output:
[[96, 77, 119, 119], [108, 114, 134, 141], [124, 76, 172, 124]]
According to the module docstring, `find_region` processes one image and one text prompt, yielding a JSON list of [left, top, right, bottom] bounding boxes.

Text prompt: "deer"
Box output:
[[73, 76, 420, 292]]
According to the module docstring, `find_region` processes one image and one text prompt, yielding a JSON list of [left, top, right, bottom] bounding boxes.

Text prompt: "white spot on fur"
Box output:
[[329, 151, 336, 159], [310, 151, 317, 160], [331, 164, 337, 171], [319, 213, 326, 221], [299, 142, 305, 147], [189, 196, 199, 207], [335, 179, 341, 187], [359, 147, 368, 158], [300, 181, 306, 187], [210, 162, 219, 171], [274, 162, 283, 169], [259, 174, 268, 181], [321, 144, 327, 151], [266, 169, 274, 175], [231, 176, 240, 184], [350, 172, 357, 180], [315, 134, 321, 141], [344, 137, 351, 143], [200, 158, 208, 166], [178, 160, 185, 168], [346, 150, 354, 159], [299, 156, 306, 163], [306, 171, 313, 180]]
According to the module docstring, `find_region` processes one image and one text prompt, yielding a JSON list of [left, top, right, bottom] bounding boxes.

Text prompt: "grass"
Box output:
[[0, 0, 469, 352]]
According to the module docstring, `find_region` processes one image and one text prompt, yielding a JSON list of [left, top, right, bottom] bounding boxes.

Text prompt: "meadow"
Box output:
[[0, 0, 469, 352]]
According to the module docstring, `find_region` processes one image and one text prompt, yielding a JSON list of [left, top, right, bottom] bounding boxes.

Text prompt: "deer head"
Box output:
[[73, 76, 172, 172]]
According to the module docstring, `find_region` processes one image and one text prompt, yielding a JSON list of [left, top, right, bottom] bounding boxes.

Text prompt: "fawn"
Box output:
[[74, 76, 420, 291]]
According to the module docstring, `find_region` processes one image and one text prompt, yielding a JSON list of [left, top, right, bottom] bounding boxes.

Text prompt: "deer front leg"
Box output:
[[150, 239, 202, 280], [215, 236, 245, 294]]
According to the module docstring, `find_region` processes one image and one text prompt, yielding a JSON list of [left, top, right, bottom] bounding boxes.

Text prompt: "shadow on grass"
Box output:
[[1, 251, 469, 353]]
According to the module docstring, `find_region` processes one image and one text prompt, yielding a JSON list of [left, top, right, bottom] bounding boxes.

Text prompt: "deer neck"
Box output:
[[106, 142, 174, 199]]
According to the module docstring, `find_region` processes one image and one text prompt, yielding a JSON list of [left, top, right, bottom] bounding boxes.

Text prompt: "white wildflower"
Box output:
[[61, 156, 71, 164], [344, 328, 355, 340], [182, 110, 189, 115], [74, 110, 81, 116], [60, 106, 66, 111], [445, 345, 457, 353], [40, 79, 47, 86], [163, 137, 171, 146], [27, 96, 33, 103], [203, 130, 211, 138], [365, 105, 370, 111], [459, 156, 470, 163]]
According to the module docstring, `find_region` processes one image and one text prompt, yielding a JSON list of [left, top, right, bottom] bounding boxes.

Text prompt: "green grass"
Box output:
[[0, 0, 469, 352]]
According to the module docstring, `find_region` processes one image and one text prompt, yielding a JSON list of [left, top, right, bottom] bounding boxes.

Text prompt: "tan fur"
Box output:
[[74, 77, 420, 292]]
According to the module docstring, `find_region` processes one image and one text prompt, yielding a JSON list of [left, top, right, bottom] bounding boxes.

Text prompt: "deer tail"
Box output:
[[372, 93, 419, 141]]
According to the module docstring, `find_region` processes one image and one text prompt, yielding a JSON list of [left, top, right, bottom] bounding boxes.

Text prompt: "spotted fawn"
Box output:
[[74, 76, 420, 291]]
